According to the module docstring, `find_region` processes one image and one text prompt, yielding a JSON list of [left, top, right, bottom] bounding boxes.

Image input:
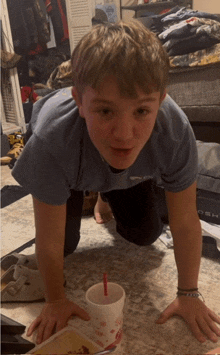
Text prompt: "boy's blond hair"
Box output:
[[71, 20, 169, 100]]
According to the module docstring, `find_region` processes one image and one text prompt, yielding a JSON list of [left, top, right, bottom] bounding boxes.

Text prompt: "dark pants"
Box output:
[[64, 180, 166, 257]]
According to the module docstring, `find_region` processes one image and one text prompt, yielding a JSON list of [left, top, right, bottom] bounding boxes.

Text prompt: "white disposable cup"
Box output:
[[85, 282, 125, 351]]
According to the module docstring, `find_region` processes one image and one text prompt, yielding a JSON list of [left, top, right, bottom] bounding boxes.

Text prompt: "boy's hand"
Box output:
[[27, 297, 90, 344], [156, 297, 220, 343]]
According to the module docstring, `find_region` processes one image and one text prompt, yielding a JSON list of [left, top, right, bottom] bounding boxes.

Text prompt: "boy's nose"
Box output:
[[112, 117, 134, 142]]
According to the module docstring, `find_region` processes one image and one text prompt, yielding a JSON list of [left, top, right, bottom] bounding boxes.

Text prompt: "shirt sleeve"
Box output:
[[161, 122, 198, 192], [12, 134, 71, 205]]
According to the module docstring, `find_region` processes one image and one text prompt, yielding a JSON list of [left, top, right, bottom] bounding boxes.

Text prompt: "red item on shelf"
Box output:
[[21, 87, 38, 103]]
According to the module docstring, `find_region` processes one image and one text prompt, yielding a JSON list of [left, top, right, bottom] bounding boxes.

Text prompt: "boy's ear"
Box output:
[[72, 87, 84, 117]]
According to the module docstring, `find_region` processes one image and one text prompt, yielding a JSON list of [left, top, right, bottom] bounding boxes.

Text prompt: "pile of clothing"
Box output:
[[6, 0, 50, 55], [146, 6, 220, 67]]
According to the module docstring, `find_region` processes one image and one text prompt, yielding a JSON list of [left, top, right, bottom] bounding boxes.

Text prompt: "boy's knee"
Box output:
[[64, 216, 81, 256], [64, 232, 80, 257], [116, 222, 163, 246]]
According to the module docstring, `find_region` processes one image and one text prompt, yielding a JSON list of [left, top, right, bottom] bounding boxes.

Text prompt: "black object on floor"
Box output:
[[1, 185, 29, 208], [1, 314, 26, 335], [0, 238, 36, 262], [1, 125, 10, 157], [1, 333, 35, 354], [1, 134, 11, 157], [1, 314, 35, 354], [202, 236, 220, 260]]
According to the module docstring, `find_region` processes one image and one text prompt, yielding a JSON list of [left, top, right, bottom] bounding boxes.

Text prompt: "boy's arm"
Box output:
[[33, 196, 66, 302], [156, 182, 220, 343], [27, 197, 90, 344], [166, 181, 202, 290]]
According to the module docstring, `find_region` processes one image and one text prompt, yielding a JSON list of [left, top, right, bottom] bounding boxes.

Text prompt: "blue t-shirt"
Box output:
[[12, 87, 198, 205]]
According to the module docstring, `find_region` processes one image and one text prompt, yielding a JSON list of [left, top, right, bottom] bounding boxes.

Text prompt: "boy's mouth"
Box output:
[[110, 147, 133, 157]]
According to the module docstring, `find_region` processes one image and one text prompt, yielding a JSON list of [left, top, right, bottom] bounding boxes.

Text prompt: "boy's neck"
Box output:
[[109, 165, 125, 174]]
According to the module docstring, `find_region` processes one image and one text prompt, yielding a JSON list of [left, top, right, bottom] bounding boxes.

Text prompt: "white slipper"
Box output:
[[1, 253, 38, 275], [1, 264, 45, 302]]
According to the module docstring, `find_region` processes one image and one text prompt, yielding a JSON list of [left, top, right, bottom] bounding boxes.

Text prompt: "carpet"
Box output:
[[1, 166, 220, 354]]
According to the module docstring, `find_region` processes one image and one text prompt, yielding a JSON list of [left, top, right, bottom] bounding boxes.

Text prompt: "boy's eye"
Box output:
[[97, 108, 113, 119], [136, 108, 150, 116], [102, 109, 111, 115], [92, 107, 114, 121]]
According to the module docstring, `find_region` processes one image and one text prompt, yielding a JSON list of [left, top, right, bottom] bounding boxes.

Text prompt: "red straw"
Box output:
[[103, 273, 108, 296]]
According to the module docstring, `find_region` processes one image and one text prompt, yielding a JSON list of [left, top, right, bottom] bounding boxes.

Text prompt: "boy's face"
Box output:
[[73, 75, 164, 170]]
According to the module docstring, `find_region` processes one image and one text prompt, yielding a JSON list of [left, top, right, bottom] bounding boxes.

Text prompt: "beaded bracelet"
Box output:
[[177, 291, 205, 303], [177, 287, 198, 292]]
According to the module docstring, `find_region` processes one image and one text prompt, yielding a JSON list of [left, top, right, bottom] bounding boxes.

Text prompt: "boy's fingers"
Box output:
[[187, 318, 207, 343], [36, 321, 48, 344], [26, 301, 90, 344], [56, 319, 68, 333], [208, 310, 220, 325], [40, 320, 56, 344], [205, 315, 220, 337], [156, 302, 176, 323], [72, 304, 90, 321], [27, 317, 41, 336], [196, 316, 218, 343]]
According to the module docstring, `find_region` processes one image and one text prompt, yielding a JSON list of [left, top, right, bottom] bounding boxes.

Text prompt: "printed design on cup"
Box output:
[[100, 321, 107, 327], [94, 315, 123, 350], [95, 330, 105, 337], [96, 340, 105, 348], [105, 328, 123, 350], [115, 317, 122, 326]]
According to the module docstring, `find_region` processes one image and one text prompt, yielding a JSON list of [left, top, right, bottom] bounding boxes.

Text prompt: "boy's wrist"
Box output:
[[46, 296, 67, 304], [45, 290, 66, 303], [177, 287, 198, 293], [44, 278, 66, 302], [177, 277, 199, 291]]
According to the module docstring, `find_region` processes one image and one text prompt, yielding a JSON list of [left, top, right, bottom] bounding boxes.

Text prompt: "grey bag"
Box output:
[[196, 141, 220, 225]]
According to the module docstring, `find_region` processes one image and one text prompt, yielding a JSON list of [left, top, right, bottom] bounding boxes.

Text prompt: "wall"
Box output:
[[193, 0, 220, 13], [121, 0, 138, 21]]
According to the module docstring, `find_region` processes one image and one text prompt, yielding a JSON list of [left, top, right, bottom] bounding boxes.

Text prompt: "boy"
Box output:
[[12, 20, 220, 345]]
